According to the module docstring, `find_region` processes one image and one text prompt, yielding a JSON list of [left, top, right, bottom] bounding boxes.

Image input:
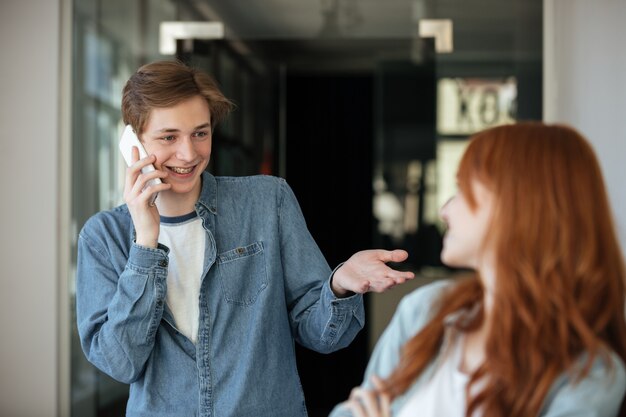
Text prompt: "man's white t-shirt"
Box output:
[[158, 212, 205, 344]]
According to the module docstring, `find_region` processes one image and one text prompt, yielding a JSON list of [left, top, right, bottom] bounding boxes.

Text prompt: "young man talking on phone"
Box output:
[[76, 60, 414, 417]]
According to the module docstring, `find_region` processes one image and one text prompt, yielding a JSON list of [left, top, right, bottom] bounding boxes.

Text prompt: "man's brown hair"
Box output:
[[122, 60, 234, 136]]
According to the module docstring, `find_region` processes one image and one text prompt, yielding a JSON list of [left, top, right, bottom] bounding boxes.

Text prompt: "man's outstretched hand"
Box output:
[[331, 249, 415, 297]]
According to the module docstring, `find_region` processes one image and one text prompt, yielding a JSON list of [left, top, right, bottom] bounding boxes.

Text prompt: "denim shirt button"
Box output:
[[159, 259, 168, 268]]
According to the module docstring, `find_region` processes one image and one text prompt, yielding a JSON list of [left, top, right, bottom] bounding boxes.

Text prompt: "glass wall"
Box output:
[[70, 1, 185, 415], [70, 1, 279, 414]]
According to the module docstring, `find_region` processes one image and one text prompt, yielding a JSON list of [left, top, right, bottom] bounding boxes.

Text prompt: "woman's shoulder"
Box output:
[[397, 279, 456, 314], [542, 349, 626, 415], [389, 279, 457, 336]]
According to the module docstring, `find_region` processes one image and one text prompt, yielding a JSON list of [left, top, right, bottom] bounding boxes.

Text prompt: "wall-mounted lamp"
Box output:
[[159, 21, 224, 55], [418, 19, 453, 53]]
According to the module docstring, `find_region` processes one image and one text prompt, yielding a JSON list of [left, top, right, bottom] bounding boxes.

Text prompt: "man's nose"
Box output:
[[176, 138, 197, 161]]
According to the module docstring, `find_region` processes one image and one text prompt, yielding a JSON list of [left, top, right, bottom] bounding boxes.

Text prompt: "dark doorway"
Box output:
[[285, 73, 374, 416]]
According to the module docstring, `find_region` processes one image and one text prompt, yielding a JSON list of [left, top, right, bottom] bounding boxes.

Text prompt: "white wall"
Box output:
[[0, 0, 64, 415], [544, 0, 626, 257]]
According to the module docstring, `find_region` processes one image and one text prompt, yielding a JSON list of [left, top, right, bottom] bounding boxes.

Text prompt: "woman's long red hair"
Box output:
[[381, 122, 626, 416]]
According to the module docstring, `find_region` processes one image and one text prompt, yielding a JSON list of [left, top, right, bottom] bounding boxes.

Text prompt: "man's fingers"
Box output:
[[375, 249, 409, 263], [353, 280, 370, 294], [131, 146, 140, 163], [372, 269, 414, 286], [366, 270, 415, 293], [367, 278, 397, 293], [386, 268, 415, 281], [388, 249, 409, 262]]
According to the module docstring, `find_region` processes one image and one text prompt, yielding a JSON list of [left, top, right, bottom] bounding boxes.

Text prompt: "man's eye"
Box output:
[[162, 135, 175, 141], [193, 131, 209, 139]]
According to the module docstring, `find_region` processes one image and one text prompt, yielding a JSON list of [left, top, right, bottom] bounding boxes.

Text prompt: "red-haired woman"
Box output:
[[330, 122, 626, 417]]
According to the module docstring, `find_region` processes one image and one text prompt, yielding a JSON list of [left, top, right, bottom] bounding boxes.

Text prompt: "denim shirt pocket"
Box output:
[[216, 241, 268, 306]]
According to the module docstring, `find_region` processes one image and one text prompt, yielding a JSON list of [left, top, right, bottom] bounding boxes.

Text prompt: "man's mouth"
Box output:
[[168, 166, 195, 174]]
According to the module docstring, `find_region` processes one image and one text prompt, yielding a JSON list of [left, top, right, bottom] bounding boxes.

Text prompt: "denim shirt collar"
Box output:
[[129, 171, 218, 246], [196, 171, 218, 215]]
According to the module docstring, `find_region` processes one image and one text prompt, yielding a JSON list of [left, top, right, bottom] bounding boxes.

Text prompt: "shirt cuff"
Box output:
[[127, 242, 170, 272]]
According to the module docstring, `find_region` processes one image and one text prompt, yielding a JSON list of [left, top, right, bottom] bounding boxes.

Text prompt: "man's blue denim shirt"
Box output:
[[76, 172, 365, 417]]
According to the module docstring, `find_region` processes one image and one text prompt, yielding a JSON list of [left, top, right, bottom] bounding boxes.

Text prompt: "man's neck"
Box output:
[[156, 188, 201, 217]]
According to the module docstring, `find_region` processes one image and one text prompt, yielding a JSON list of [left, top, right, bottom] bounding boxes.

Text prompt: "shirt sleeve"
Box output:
[[75, 215, 170, 384], [277, 178, 365, 353]]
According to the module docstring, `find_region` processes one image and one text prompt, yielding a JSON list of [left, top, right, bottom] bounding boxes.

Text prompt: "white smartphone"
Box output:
[[119, 124, 162, 205]]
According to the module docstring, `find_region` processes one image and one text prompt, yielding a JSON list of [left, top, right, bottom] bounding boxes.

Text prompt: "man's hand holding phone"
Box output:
[[119, 125, 164, 205], [119, 125, 170, 248]]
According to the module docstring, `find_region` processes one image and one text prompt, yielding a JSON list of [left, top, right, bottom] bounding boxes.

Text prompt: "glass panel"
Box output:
[[70, 1, 178, 415]]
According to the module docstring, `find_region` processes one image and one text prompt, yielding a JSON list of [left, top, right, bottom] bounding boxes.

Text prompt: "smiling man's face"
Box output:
[[140, 95, 212, 200]]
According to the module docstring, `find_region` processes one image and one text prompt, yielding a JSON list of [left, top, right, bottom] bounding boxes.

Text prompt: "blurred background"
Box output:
[[1, 0, 625, 416]]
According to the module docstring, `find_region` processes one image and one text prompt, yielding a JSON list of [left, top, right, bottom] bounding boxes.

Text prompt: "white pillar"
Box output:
[[0, 0, 70, 415], [544, 0, 626, 257]]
